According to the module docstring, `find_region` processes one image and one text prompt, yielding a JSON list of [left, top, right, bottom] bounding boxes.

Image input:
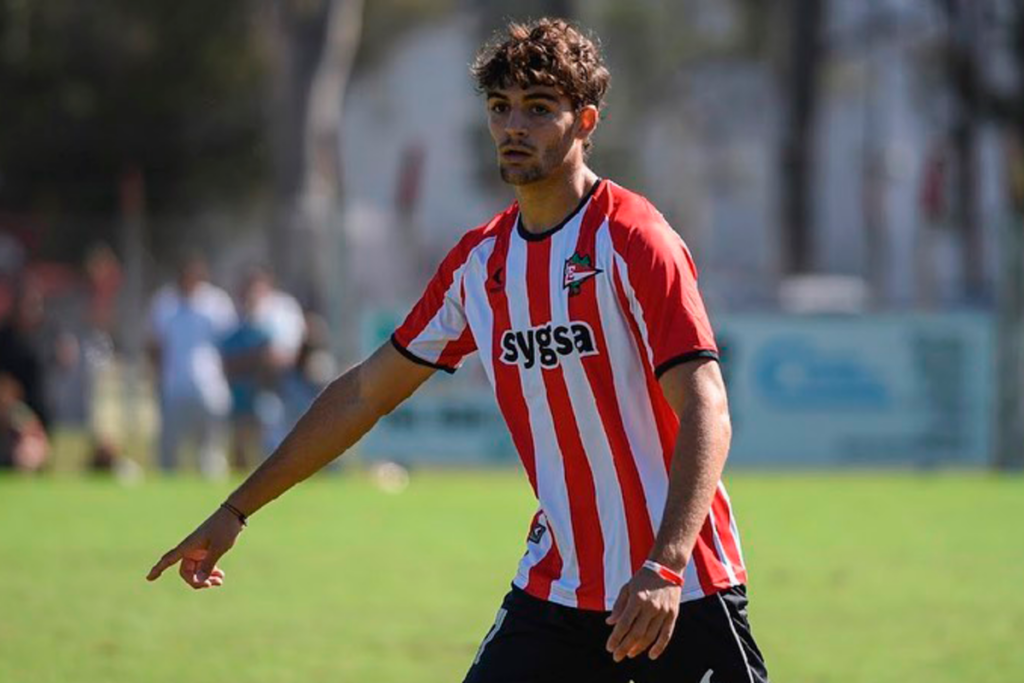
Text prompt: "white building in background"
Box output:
[[338, 1, 1015, 314], [341, 16, 502, 309], [633, 62, 783, 312], [811, 0, 1008, 308]]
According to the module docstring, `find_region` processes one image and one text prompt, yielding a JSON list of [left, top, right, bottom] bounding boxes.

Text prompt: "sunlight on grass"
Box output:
[[1, 472, 1021, 682]]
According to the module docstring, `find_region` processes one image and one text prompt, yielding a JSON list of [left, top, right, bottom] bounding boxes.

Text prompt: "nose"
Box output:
[[504, 108, 528, 138]]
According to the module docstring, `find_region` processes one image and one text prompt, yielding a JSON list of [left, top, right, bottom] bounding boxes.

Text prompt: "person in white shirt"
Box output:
[[147, 255, 236, 477], [221, 266, 307, 469]]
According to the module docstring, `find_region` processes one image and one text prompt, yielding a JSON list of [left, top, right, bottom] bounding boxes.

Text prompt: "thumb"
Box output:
[[194, 543, 227, 583], [606, 585, 629, 625]]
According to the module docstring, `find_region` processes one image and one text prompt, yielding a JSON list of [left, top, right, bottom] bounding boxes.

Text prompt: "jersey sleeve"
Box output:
[[618, 218, 718, 378], [391, 237, 478, 373]]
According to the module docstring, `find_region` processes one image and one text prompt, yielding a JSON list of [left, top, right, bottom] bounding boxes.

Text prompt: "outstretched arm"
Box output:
[[606, 358, 732, 662], [146, 341, 435, 588]]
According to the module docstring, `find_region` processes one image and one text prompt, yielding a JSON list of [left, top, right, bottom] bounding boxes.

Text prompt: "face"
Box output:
[[486, 85, 595, 186], [177, 259, 207, 295], [241, 273, 271, 314]]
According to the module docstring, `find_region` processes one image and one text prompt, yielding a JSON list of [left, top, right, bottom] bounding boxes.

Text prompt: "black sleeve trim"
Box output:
[[654, 350, 719, 379], [390, 334, 457, 374]]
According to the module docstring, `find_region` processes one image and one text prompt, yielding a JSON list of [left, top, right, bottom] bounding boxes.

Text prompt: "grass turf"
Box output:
[[1, 471, 1022, 682]]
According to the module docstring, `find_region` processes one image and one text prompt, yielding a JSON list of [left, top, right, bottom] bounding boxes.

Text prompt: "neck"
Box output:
[[514, 164, 599, 235]]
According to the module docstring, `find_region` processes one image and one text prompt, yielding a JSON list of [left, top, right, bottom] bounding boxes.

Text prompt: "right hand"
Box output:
[[146, 506, 245, 589]]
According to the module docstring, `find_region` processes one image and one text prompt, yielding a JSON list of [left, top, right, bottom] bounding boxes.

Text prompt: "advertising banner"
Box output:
[[360, 309, 995, 467], [717, 313, 994, 466]]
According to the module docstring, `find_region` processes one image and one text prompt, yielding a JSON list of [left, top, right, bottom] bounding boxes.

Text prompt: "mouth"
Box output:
[[500, 146, 534, 161]]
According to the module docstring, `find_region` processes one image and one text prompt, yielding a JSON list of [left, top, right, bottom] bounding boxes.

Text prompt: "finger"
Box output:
[[606, 599, 641, 657], [179, 556, 214, 589], [183, 567, 220, 590], [180, 558, 199, 587], [648, 615, 677, 660], [195, 544, 227, 584], [147, 546, 184, 581], [616, 609, 655, 661], [606, 586, 629, 625], [193, 574, 222, 590], [627, 611, 663, 659]]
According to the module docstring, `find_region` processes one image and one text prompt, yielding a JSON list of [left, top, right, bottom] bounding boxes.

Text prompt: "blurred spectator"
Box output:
[[83, 244, 122, 337], [0, 280, 50, 433], [221, 272, 273, 471], [0, 372, 48, 472], [46, 244, 122, 472], [147, 254, 236, 477], [281, 309, 336, 430], [226, 266, 305, 456]]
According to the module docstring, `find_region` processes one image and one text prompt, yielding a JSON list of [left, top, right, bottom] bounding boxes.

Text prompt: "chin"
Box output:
[[499, 164, 547, 186]]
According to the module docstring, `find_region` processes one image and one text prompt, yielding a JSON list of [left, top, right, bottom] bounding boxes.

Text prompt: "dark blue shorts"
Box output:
[[463, 585, 769, 683]]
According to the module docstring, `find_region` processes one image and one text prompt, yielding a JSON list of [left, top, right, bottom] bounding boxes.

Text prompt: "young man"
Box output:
[[147, 254, 236, 477], [147, 18, 769, 683]]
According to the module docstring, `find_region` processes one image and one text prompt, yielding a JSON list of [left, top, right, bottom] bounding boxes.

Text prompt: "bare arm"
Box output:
[[224, 341, 433, 516], [146, 341, 435, 588], [647, 358, 732, 573], [606, 358, 732, 662]]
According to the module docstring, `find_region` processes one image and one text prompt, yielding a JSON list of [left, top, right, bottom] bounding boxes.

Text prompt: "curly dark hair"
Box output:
[[471, 18, 610, 114]]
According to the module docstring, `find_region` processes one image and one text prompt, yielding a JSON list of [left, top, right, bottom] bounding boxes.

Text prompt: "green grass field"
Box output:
[[1, 470, 1022, 682]]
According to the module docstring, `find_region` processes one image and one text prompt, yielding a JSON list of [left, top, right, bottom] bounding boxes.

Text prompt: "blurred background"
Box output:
[[1, 1, 1023, 682], [2, 0, 1022, 474]]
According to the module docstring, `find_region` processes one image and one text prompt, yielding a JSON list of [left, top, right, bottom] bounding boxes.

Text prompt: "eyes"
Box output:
[[488, 102, 554, 117]]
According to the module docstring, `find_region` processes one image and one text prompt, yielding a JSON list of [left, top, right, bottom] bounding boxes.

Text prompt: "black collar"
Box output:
[[516, 179, 603, 242]]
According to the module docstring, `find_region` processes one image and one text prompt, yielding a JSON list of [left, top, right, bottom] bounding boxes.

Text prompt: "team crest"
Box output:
[[563, 252, 602, 295], [528, 518, 547, 544]]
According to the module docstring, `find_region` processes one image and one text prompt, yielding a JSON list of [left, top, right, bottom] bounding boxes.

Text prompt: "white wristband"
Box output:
[[642, 560, 685, 587]]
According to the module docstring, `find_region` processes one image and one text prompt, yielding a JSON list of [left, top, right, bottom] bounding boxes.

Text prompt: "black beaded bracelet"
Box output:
[[220, 502, 248, 527]]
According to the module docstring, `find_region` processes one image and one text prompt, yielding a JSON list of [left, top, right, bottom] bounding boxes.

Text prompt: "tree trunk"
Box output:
[[995, 135, 1024, 470], [298, 0, 363, 318], [261, 0, 363, 359], [942, 0, 986, 301], [780, 0, 823, 276]]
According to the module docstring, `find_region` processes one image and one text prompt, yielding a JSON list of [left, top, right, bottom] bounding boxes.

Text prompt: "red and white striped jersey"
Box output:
[[392, 179, 747, 611]]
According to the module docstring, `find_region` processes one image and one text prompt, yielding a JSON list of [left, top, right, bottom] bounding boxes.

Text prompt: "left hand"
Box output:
[[605, 567, 681, 662]]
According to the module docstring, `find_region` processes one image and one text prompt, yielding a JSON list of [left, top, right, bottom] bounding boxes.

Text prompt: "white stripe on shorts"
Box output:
[[472, 607, 508, 666], [716, 592, 754, 683]]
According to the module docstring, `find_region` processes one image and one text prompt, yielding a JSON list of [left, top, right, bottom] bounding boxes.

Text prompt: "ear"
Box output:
[[576, 105, 599, 140]]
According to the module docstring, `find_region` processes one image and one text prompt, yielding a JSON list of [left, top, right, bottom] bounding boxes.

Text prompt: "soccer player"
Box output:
[[147, 18, 769, 683]]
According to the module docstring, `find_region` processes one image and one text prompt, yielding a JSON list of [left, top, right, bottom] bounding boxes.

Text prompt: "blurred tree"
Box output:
[[940, 0, 985, 301], [780, 0, 823, 276], [920, 0, 1024, 468], [355, 0, 458, 68], [984, 0, 1024, 471], [262, 0, 461, 303], [940, 0, 1024, 297], [0, 0, 267, 258], [258, 0, 364, 362]]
